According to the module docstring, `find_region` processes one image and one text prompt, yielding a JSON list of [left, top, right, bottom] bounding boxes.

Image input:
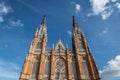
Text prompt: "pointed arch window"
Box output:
[[36, 42, 42, 49], [44, 57, 50, 80], [54, 59, 67, 80], [82, 60, 89, 78], [71, 61, 77, 79], [31, 60, 39, 79]]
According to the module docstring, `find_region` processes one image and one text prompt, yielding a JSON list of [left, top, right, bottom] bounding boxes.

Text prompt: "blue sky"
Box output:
[[0, 0, 120, 80]]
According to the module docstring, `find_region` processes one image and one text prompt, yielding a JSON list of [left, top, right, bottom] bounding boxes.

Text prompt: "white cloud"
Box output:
[[111, 0, 117, 2], [75, 4, 80, 13], [103, 27, 109, 34], [101, 8, 114, 20], [115, 2, 120, 9], [90, 0, 110, 15], [89, 0, 114, 20], [0, 59, 20, 80], [100, 27, 109, 36], [67, 30, 72, 37], [0, 2, 12, 15], [100, 55, 120, 79], [8, 19, 24, 27], [71, 2, 81, 14], [0, 1, 24, 29], [0, 19, 24, 29], [89, 0, 120, 20], [0, 1, 13, 22]]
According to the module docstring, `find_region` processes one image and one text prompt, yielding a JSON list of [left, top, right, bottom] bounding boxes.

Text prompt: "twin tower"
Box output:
[[19, 16, 100, 80]]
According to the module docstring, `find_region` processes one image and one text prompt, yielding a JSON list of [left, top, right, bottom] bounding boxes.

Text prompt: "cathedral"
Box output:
[[19, 16, 100, 80]]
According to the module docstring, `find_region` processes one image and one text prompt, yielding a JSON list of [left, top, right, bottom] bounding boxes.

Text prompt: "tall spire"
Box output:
[[35, 16, 47, 38], [33, 16, 47, 53], [72, 16, 81, 36], [41, 15, 46, 26], [72, 16, 85, 52], [73, 16, 77, 27]]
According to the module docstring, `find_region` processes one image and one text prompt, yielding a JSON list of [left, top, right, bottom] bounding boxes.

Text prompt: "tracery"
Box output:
[[54, 59, 67, 80]]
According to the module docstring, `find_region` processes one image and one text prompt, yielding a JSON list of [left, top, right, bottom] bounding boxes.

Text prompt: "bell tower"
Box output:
[[72, 16, 100, 79], [19, 16, 47, 80], [72, 16, 85, 52], [31, 16, 47, 54]]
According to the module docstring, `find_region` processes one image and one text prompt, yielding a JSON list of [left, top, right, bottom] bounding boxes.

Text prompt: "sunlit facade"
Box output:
[[19, 16, 100, 80]]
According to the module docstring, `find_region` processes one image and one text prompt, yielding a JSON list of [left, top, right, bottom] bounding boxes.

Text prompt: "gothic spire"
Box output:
[[35, 16, 47, 39], [41, 15, 46, 26], [73, 16, 77, 27], [66, 44, 68, 49], [52, 43, 54, 49], [72, 16, 81, 36], [72, 16, 85, 52]]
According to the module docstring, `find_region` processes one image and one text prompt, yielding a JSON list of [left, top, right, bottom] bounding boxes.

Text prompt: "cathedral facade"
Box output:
[[19, 16, 100, 80]]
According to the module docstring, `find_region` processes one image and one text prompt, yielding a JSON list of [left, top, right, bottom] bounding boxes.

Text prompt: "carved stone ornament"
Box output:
[[54, 59, 67, 80]]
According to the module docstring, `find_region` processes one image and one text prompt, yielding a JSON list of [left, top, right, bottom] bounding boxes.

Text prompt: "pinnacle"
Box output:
[[73, 16, 77, 27], [41, 15, 46, 26], [55, 38, 65, 50], [72, 16, 82, 35], [34, 16, 47, 38]]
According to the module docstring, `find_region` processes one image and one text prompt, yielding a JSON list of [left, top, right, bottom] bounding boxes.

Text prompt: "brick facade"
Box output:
[[19, 16, 100, 80]]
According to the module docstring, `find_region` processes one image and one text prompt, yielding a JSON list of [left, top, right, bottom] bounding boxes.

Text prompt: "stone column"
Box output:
[[66, 49, 72, 80], [38, 54, 46, 80], [50, 49, 54, 80]]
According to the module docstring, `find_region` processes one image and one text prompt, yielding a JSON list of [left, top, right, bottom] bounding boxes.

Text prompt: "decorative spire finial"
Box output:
[[35, 28, 38, 37], [66, 44, 68, 49], [41, 15, 46, 26], [58, 37, 61, 42], [52, 43, 54, 49], [35, 16, 47, 38], [73, 16, 77, 27]]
